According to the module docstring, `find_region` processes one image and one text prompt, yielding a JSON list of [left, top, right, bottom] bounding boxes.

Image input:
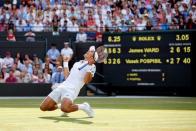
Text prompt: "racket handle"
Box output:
[[78, 62, 88, 70]]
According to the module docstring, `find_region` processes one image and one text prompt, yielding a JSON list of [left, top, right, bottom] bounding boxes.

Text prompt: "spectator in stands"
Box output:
[[182, 3, 189, 19], [52, 60, 62, 73], [76, 27, 87, 43], [16, 18, 27, 32], [0, 72, 4, 83], [160, 18, 169, 30], [97, 20, 105, 33], [46, 43, 60, 66], [67, 17, 79, 32], [84, 0, 94, 8], [4, 0, 12, 9], [86, 15, 96, 32], [36, 5, 44, 21], [0, 0, 195, 34], [136, 17, 146, 31], [20, 70, 32, 83], [61, 42, 73, 61], [5, 69, 17, 83], [1, 65, 9, 81], [42, 56, 53, 74], [78, 11, 87, 27], [24, 30, 36, 42], [110, 20, 119, 32], [170, 19, 179, 30], [190, 5, 196, 22], [11, 63, 21, 82], [32, 19, 44, 32], [119, 20, 128, 32], [12, 0, 17, 6], [34, 62, 43, 74], [67, 7, 78, 20], [186, 15, 195, 29], [96, 31, 102, 42], [51, 66, 65, 90], [19, 58, 33, 75], [32, 54, 43, 67], [3, 51, 14, 69], [0, 55, 3, 69], [179, 17, 185, 29], [26, 21, 34, 32], [31, 68, 39, 83], [16, 73, 22, 83], [52, 15, 60, 35], [61, 41, 73, 77], [7, 20, 15, 32], [0, 20, 6, 32], [146, 20, 153, 30], [59, 19, 67, 32], [43, 68, 51, 83], [6, 29, 16, 41], [24, 54, 33, 64], [14, 52, 22, 66], [37, 73, 45, 83]]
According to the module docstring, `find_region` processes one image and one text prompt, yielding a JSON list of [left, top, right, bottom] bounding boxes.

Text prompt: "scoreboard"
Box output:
[[103, 31, 194, 87]]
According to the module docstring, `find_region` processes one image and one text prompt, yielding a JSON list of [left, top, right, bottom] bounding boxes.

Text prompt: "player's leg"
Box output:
[[40, 96, 58, 111], [60, 98, 78, 113], [60, 97, 95, 117], [40, 87, 62, 111], [58, 86, 95, 117]]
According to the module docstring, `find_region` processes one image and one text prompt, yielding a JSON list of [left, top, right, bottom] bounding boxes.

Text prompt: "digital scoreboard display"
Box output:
[[103, 31, 193, 87]]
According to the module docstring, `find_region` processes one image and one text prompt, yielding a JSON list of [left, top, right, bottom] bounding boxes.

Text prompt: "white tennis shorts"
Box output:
[[48, 86, 76, 103]]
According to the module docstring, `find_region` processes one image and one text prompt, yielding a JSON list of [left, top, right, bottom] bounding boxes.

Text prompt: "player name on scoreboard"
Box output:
[[125, 59, 162, 64], [128, 48, 160, 53], [103, 31, 193, 87]]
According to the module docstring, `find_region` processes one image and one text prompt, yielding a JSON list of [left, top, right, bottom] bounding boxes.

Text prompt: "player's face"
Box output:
[[84, 51, 95, 64], [84, 51, 93, 60]]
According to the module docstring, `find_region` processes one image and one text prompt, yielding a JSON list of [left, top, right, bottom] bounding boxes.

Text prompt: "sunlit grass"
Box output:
[[0, 97, 196, 131]]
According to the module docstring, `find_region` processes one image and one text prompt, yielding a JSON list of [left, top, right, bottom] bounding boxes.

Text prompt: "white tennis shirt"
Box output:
[[60, 60, 96, 96]]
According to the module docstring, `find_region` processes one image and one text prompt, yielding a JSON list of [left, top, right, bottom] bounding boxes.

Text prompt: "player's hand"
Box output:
[[63, 56, 69, 62]]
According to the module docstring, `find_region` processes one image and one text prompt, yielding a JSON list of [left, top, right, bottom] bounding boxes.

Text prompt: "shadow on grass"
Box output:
[[39, 116, 93, 124]]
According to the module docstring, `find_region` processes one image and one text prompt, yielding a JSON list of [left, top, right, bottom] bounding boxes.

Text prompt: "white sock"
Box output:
[[63, 62, 69, 68], [77, 104, 86, 110]]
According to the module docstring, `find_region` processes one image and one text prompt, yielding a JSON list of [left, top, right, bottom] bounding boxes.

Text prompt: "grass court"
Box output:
[[0, 97, 196, 131]]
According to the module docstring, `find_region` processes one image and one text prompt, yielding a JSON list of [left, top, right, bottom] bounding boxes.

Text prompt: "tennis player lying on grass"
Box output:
[[40, 46, 98, 118]]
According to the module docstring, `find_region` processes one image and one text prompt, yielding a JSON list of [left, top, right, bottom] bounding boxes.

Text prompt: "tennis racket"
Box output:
[[78, 45, 108, 70]]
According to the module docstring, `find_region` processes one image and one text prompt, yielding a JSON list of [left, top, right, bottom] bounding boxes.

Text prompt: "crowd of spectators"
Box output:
[[0, 42, 73, 84], [0, 0, 195, 34], [0, 0, 195, 84]]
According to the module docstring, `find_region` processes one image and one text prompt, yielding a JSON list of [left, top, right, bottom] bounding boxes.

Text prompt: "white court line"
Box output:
[[0, 96, 195, 99]]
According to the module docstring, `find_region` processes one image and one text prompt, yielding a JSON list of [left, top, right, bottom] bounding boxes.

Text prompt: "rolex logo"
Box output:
[[157, 36, 161, 41], [132, 36, 137, 42]]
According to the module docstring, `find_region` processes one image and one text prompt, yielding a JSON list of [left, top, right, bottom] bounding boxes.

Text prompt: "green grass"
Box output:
[[0, 97, 196, 131]]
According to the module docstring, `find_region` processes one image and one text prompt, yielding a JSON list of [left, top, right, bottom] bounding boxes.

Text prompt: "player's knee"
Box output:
[[61, 106, 71, 113], [40, 105, 47, 111]]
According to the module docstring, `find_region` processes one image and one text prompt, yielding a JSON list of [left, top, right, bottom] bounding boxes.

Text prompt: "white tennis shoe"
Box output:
[[60, 112, 68, 117], [82, 102, 95, 118]]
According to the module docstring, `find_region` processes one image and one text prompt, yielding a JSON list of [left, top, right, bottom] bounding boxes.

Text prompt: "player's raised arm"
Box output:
[[83, 47, 97, 84]]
